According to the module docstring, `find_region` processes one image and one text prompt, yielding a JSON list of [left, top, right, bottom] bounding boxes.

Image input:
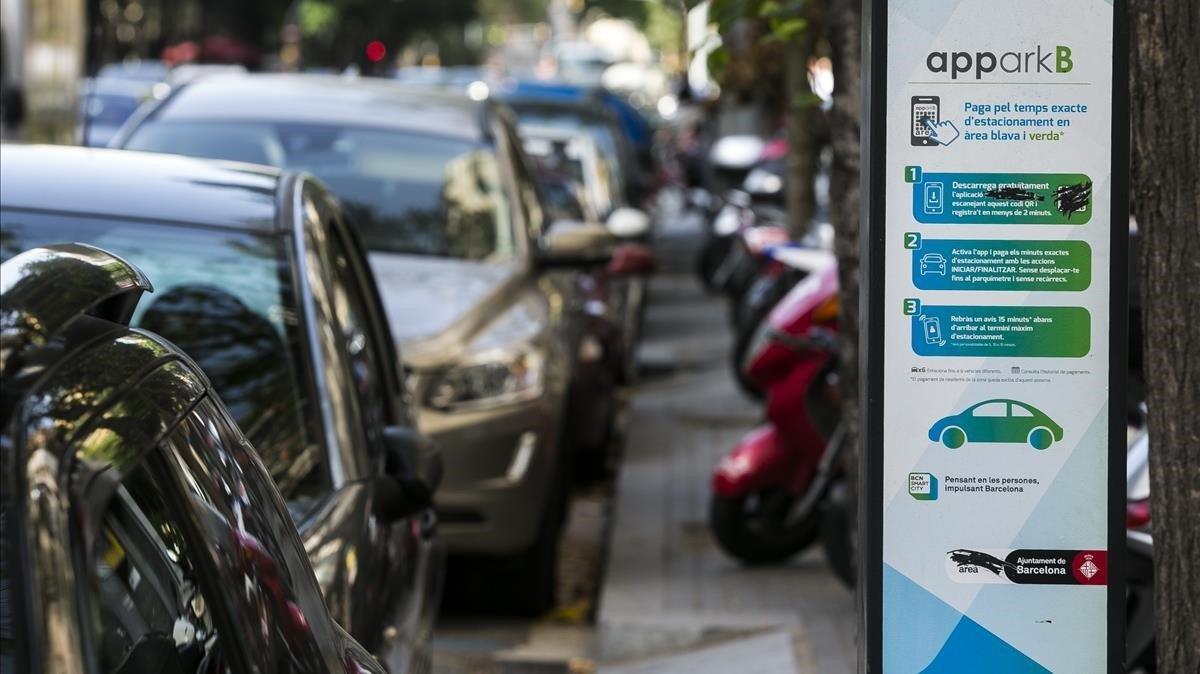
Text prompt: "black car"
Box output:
[[0, 244, 386, 674], [0, 145, 442, 671]]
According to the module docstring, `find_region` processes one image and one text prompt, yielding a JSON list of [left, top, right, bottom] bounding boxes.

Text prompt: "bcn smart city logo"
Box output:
[[926, 45, 1075, 80]]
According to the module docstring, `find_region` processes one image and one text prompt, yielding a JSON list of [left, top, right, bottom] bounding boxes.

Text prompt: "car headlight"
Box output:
[[426, 348, 545, 412]]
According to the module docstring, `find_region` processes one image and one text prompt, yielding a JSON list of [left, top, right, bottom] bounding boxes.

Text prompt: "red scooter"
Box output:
[[710, 252, 842, 564]]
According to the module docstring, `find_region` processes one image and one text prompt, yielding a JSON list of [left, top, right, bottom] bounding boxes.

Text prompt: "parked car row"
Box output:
[[2, 71, 658, 670]]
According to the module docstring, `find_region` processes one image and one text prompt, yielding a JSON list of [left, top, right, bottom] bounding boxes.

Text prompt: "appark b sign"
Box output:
[[861, 1, 1127, 672]]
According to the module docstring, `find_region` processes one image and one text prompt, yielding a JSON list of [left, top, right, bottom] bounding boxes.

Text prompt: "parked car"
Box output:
[[522, 124, 655, 387], [0, 243, 386, 674], [79, 77, 153, 146], [96, 58, 170, 86], [112, 73, 618, 613], [498, 79, 655, 180], [0, 145, 442, 670], [498, 85, 650, 209]]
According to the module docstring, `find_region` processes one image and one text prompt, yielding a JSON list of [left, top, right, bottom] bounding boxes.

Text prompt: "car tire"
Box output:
[[940, 426, 967, 449], [504, 512, 561, 617], [1028, 426, 1054, 450]]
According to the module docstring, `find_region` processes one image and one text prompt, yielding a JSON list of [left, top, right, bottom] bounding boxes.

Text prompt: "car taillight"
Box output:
[[1125, 498, 1151, 529]]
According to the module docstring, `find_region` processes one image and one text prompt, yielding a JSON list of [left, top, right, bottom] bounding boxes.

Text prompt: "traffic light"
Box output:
[[365, 41, 387, 63]]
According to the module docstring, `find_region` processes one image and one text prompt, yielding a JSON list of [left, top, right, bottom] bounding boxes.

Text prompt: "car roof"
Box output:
[[149, 73, 491, 143], [0, 144, 282, 231], [520, 123, 598, 144]]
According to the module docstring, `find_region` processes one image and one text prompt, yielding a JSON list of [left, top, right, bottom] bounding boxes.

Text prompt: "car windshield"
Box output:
[[82, 92, 142, 125], [124, 120, 517, 261], [509, 108, 625, 196], [523, 134, 617, 216], [0, 212, 327, 507]]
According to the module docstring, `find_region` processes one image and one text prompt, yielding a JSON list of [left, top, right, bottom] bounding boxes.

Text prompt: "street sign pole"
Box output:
[[860, 1, 1128, 671]]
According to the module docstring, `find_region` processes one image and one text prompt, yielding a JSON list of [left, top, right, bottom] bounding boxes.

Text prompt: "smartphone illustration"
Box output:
[[921, 316, 945, 346], [911, 96, 940, 146], [924, 182, 944, 214]]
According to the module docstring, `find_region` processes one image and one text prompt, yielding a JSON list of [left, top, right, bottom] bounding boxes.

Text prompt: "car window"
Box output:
[[972, 402, 1008, 417], [124, 120, 517, 262], [529, 160, 588, 223], [86, 460, 230, 674], [297, 191, 382, 479], [320, 193, 392, 449], [82, 92, 142, 126], [1010, 404, 1034, 417], [0, 210, 327, 509], [501, 123, 547, 241], [510, 108, 626, 200], [157, 396, 339, 671], [523, 133, 616, 217]]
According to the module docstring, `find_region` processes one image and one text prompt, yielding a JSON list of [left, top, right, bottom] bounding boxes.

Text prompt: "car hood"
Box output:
[[367, 252, 523, 365]]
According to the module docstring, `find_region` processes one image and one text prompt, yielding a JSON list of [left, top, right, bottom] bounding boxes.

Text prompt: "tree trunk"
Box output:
[[825, 0, 861, 634], [1130, 2, 1200, 672], [783, 5, 821, 240]]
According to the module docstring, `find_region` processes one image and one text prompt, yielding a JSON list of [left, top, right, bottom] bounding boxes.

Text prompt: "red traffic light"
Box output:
[[365, 40, 387, 63]]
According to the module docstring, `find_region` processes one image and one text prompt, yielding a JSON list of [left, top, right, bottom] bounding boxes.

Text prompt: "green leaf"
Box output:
[[770, 17, 808, 42]]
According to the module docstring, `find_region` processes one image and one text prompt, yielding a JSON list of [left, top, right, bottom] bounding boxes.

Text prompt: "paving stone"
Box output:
[[596, 256, 855, 673], [599, 631, 799, 674]]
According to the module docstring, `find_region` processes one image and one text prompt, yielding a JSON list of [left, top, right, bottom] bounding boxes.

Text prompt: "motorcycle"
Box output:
[[715, 222, 792, 315], [731, 239, 837, 398], [709, 255, 842, 563], [696, 135, 779, 292]]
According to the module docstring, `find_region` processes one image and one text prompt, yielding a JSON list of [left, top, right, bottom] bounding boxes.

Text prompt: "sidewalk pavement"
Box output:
[[595, 223, 856, 673]]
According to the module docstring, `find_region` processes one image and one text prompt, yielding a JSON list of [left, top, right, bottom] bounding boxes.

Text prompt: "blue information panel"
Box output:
[[864, 1, 1125, 672]]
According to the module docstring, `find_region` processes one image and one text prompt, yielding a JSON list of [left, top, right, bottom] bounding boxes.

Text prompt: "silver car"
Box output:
[[114, 74, 619, 613]]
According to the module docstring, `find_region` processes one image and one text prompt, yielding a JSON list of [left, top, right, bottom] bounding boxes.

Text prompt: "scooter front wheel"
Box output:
[[709, 488, 821, 564]]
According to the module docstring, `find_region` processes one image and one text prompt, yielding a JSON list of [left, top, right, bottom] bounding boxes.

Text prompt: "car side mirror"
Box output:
[[372, 474, 428, 524], [537, 220, 614, 269], [373, 426, 442, 523], [605, 207, 651, 239], [383, 425, 442, 493]]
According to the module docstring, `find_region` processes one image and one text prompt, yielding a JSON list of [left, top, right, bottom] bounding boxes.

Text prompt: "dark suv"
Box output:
[[0, 244, 386, 673], [0, 145, 442, 671]]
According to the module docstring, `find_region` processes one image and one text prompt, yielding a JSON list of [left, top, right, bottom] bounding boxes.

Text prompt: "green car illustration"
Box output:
[[928, 399, 1063, 450]]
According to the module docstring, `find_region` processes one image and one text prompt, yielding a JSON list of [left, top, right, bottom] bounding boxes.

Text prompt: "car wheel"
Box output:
[[1028, 426, 1054, 450], [940, 426, 967, 449], [506, 513, 561, 616]]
